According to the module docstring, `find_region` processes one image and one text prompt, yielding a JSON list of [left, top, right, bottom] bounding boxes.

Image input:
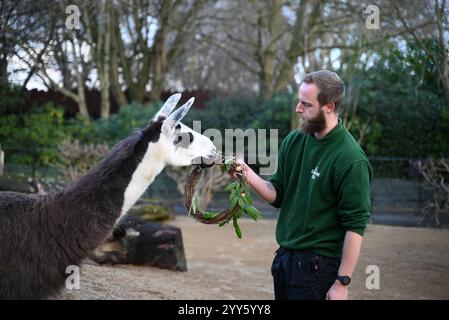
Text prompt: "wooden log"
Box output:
[[89, 214, 187, 272]]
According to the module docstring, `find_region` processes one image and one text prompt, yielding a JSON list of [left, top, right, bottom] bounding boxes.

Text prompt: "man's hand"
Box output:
[[227, 159, 249, 180], [226, 159, 277, 204], [325, 281, 348, 300], [325, 231, 363, 300]]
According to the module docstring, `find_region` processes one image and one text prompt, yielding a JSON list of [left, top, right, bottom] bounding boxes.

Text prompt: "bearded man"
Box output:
[[229, 70, 373, 300]]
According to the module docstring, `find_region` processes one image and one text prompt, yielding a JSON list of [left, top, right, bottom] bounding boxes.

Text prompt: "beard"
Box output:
[[300, 107, 327, 135]]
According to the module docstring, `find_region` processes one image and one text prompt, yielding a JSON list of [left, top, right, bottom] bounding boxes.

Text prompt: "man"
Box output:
[[229, 70, 372, 300]]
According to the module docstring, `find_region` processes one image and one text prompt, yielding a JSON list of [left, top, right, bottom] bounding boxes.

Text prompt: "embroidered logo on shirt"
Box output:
[[311, 166, 320, 180]]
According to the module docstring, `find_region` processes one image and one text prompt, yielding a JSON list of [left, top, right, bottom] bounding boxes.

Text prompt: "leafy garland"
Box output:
[[185, 156, 263, 239]]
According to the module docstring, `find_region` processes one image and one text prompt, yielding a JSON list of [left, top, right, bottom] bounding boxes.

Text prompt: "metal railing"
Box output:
[[0, 146, 445, 227]]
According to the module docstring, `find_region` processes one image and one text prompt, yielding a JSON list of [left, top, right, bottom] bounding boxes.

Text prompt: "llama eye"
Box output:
[[173, 132, 193, 147], [174, 135, 183, 144]]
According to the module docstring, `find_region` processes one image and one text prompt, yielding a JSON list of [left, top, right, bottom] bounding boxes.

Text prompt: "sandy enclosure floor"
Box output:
[[57, 217, 449, 300]]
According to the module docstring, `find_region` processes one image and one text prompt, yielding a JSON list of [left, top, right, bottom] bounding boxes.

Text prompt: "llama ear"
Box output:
[[153, 93, 182, 120], [168, 97, 195, 127]]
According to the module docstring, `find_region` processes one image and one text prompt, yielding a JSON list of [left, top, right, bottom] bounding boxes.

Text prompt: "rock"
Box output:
[[90, 215, 187, 272], [0, 176, 34, 193], [129, 199, 175, 222]]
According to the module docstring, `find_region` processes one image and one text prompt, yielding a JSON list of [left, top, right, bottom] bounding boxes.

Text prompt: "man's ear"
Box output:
[[324, 101, 336, 113]]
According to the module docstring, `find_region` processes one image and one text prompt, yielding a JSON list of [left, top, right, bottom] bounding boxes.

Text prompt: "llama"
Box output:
[[0, 93, 217, 299]]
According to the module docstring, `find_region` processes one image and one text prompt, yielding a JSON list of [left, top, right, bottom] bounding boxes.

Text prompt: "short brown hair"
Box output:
[[302, 70, 345, 112]]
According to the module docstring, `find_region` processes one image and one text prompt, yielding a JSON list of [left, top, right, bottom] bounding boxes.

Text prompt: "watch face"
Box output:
[[338, 276, 351, 285]]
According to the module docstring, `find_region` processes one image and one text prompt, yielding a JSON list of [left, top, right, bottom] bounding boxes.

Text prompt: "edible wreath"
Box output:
[[184, 156, 263, 238]]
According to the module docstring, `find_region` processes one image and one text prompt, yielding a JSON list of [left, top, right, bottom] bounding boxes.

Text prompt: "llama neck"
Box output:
[[46, 123, 167, 266], [62, 129, 166, 232], [119, 142, 166, 218]]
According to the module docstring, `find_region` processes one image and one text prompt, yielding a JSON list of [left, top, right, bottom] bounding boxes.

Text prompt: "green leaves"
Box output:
[[242, 190, 253, 205], [229, 196, 238, 211], [224, 181, 238, 191], [189, 158, 263, 239], [219, 168, 263, 238], [221, 157, 234, 173], [233, 215, 242, 239], [202, 211, 219, 219], [243, 205, 263, 221]]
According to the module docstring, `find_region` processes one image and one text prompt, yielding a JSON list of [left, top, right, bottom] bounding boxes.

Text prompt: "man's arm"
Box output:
[[230, 161, 277, 204], [326, 231, 363, 300]]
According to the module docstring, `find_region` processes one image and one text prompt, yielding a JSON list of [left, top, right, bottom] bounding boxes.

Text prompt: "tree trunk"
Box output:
[[113, 3, 151, 104], [100, 0, 112, 119], [110, 15, 128, 108], [257, 0, 284, 100], [273, 65, 295, 94], [435, 0, 449, 94], [100, 82, 110, 119], [149, 37, 165, 102], [71, 39, 90, 122], [110, 53, 128, 107], [0, 54, 8, 86], [77, 85, 90, 123], [149, 49, 165, 103], [0, 36, 9, 86], [148, 3, 169, 103]]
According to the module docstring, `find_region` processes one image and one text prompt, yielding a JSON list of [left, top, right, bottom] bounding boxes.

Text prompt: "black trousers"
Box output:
[[271, 247, 340, 300]]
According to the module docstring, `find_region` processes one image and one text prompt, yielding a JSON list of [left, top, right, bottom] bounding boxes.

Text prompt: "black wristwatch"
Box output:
[[336, 275, 351, 286]]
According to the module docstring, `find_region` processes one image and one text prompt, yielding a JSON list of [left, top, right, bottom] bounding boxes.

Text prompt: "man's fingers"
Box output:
[[227, 159, 246, 179]]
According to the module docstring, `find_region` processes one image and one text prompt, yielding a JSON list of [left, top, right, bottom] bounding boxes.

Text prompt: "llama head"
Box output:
[[149, 93, 217, 167]]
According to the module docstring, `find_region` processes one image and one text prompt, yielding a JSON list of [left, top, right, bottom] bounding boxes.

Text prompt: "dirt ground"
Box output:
[[57, 216, 449, 300]]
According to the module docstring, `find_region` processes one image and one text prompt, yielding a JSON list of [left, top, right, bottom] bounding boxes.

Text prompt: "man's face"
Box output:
[[295, 82, 327, 134]]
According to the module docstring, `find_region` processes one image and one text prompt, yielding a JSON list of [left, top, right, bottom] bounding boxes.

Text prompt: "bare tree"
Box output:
[[15, 1, 92, 122], [110, 0, 208, 104], [418, 158, 449, 227], [0, 0, 54, 87], [392, 0, 449, 94], [55, 139, 110, 182], [82, 0, 113, 118], [190, 0, 364, 99], [336, 0, 448, 142]]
